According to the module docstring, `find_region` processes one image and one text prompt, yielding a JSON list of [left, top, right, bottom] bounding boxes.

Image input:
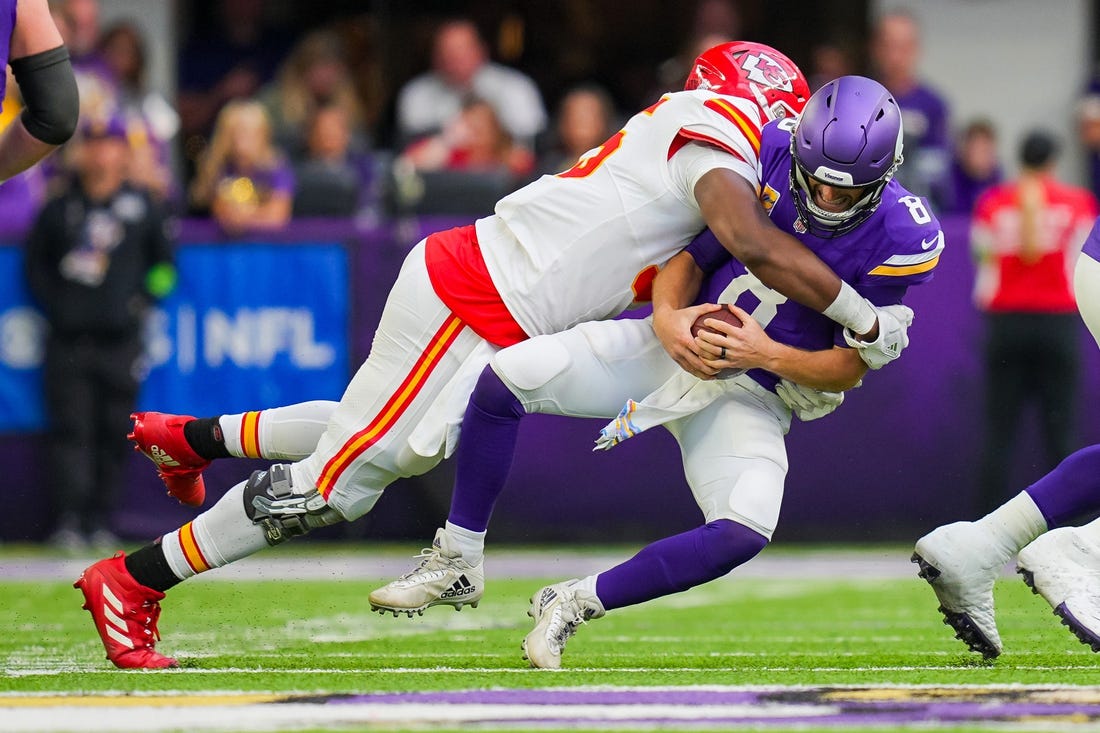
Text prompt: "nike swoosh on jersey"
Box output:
[[921, 232, 943, 250]]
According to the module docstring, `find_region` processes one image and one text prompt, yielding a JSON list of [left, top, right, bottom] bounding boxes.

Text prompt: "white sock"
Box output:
[[976, 491, 1048, 559], [444, 521, 486, 566], [573, 574, 599, 598], [220, 401, 337, 460], [161, 480, 269, 580]]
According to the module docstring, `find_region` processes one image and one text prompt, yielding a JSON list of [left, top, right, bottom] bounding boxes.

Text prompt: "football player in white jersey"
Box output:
[[912, 222, 1100, 659], [367, 75, 938, 668], [75, 44, 910, 669]]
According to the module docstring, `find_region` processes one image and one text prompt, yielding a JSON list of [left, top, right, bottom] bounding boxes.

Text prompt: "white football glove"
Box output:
[[842, 304, 914, 370], [775, 379, 845, 421]]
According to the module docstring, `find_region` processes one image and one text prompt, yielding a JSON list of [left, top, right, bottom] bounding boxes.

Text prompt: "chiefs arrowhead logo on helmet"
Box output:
[[741, 52, 794, 92], [684, 41, 809, 122]]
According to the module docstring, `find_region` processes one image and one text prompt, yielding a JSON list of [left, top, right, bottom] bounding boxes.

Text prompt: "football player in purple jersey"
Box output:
[[74, 46, 921, 671], [913, 220, 1100, 659], [0, 0, 78, 182], [366, 75, 941, 668], [141, 76, 928, 665]]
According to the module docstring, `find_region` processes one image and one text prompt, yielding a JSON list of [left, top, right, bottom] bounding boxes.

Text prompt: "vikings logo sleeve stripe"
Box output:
[[316, 314, 466, 499], [868, 256, 941, 277], [868, 255, 941, 277], [868, 237, 944, 276]]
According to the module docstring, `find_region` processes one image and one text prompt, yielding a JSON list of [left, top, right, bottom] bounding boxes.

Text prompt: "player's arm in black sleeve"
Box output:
[[0, 0, 78, 181], [694, 168, 879, 339]]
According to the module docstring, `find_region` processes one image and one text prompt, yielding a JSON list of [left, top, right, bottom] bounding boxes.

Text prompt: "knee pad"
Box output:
[[490, 334, 572, 393], [242, 464, 342, 545]]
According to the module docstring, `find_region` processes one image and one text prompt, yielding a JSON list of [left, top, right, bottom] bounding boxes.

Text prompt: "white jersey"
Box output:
[[477, 89, 764, 337]]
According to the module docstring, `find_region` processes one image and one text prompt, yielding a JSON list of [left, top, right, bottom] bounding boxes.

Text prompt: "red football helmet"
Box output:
[[684, 41, 810, 121]]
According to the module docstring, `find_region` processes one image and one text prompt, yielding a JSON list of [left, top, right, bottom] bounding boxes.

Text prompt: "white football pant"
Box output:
[[491, 317, 792, 538], [1075, 253, 1100, 349]]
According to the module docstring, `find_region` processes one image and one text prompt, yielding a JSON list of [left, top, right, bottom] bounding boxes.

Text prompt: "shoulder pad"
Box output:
[[687, 91, 765, 157], [866, 188, 944, 282]]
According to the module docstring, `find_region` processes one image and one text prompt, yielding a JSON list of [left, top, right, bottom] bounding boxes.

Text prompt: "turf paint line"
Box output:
[[10, 663, 1100, 677], [2, 549, 922, 582], [6, 685, 1100, 732]]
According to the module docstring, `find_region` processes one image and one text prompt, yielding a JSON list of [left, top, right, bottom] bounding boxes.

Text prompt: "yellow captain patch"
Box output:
[[759, 184, 781, 213]]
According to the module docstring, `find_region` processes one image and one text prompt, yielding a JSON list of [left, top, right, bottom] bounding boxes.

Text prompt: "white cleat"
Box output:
[[912, 521, 1010, 659], [1018, 527, 1100, 652], [368, 528, 484, 617], [521, 580, 605, 669]]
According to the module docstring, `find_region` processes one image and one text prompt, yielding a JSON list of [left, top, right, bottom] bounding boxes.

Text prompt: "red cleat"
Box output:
[[74, 553, 179, 669], [129, 411, 209, 507]]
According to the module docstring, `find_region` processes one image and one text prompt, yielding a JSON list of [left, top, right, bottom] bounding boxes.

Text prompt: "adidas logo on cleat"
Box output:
[[148, 445, 181, 468], [98, 582, 135, 650], [440, 575, 477, 599]]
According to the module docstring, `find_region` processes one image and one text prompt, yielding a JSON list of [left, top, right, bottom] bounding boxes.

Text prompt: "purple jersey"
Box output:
[[221, 159, 296, 201], [685, 119, 943, 392], [1081, 217, 1100, 263], [0, 0, 16, 103], [894, 84, 949, 152]]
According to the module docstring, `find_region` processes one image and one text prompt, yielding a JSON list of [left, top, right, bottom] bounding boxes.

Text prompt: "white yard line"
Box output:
[[1, 547, 938, 582]]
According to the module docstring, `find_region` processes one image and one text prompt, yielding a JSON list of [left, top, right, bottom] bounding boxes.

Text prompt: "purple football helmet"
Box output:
[[790, 75, 904, 236]]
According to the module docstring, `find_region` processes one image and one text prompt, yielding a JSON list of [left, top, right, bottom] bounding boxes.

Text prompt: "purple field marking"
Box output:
[[7, 687, 1100, 731], [320, 687, 1100, 727]]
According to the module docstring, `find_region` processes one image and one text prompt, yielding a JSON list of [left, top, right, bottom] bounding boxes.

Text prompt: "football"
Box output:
[[691, 306, 743, 338], [691, 306, 745, 379]]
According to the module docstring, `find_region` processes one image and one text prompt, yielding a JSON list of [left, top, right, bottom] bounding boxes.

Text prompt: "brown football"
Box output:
[[691, 307, 743, 338]]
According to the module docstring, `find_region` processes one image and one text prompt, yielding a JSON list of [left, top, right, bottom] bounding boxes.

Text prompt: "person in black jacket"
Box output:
[[25, 113, 175, 550]]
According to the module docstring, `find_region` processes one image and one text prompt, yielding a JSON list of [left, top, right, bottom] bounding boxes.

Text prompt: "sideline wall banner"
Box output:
[[0, 247, 47, 430], [0, 242, 350, 430]]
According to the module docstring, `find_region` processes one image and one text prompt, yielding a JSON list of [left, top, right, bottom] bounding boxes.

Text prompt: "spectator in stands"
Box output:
[[259, 29, 368, 159], [395, 18, 546, 148], [538, 84, 617, 176], [869, 10, 950, 206], [650, 0, 739, 98], [971, 130, 1098, 513], [941, 118, 1003, 216], [99, 21, 178, 201], [292, 103, 370, 217], [399, 96, 534, 181], [177, 0, 292, 142], [59, 0, 117, 119], [807, 39, 856, 92], [24, 114, 176, 551], [190, 99, 294, 234]]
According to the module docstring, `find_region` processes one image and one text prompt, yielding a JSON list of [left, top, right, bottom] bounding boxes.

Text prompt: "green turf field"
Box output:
[[3, 544, 1100, 732]]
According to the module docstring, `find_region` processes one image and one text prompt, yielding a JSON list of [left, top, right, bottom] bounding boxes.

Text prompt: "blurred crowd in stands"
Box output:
[[2, 0, 1099, 235], [15, 0, 1100, 547]]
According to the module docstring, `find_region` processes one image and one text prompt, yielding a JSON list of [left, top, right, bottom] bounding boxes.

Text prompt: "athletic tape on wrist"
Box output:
[[823, 281, 876, 335]]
